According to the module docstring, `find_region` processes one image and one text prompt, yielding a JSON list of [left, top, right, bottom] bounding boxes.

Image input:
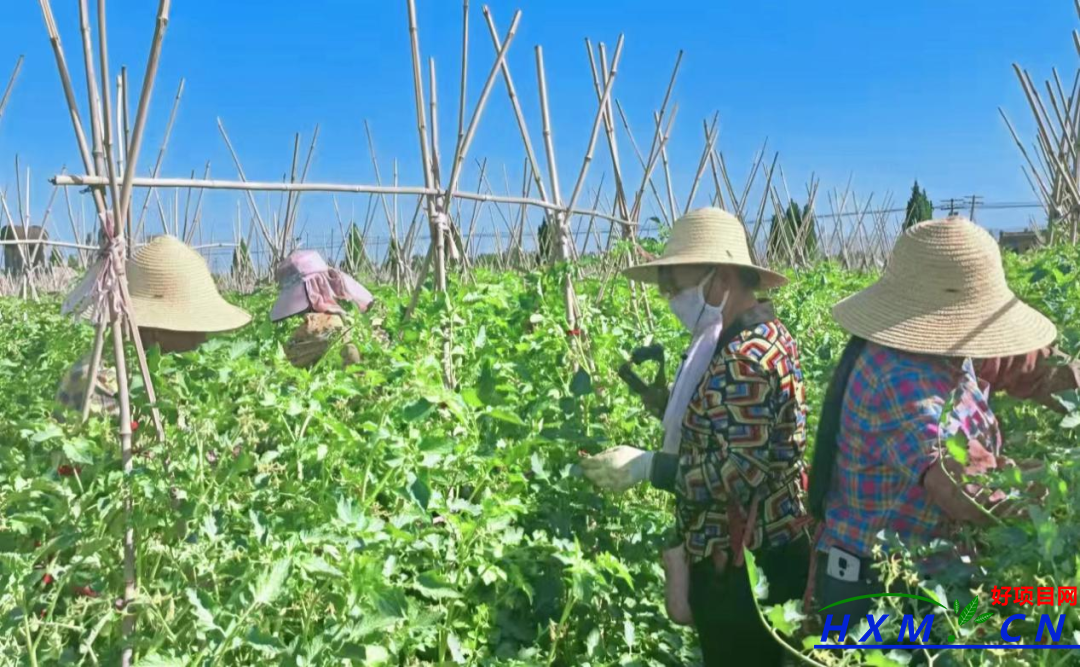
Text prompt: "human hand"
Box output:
[[580, 445, 654, 493]]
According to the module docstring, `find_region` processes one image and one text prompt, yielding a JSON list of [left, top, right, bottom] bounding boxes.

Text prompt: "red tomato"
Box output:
[[42, 574, 54, 586], [130, 420, 139, 432], [73, 585, 99, 598]]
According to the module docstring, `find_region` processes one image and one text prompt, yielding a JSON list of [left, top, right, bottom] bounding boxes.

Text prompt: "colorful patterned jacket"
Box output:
[[651, 302, 810, 564]]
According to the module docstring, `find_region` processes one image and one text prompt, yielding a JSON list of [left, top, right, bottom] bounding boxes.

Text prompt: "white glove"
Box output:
[[580, 445, 654, 493]]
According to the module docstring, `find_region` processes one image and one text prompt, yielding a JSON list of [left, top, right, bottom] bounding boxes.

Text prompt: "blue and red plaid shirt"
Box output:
[[818, 342, 1002, 558]]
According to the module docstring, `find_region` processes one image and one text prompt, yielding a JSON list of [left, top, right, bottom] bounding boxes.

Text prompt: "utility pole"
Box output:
[[938, 195, 982, 219]]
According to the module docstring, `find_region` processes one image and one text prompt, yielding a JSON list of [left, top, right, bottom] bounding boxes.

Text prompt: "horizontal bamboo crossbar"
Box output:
[[51, 173, 638, 228]]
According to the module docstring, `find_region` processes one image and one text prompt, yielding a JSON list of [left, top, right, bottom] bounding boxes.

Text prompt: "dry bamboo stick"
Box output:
[[53, 173, 639, 228], [37, 0, 107, 214], [535, 46, 563, 208], [615, 99, 672, 222], [117, 0, 172, 219], [184, 162, 212, 245], [443, 10, 522, 204], [586, 40, 629, 222], [0, 55, 24, 125], [564, 36, 625, 221], [216, 118, 277, 254], [483, 7, 549, 202], [456, 1, 469, 158], [133, 78, 185, 241], [684, 113, 720, 214]]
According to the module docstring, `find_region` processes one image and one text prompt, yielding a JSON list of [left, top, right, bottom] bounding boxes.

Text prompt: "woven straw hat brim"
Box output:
[[622, 255, 788, 289], [129, 294, 252, 333], [621, 206, 788, 289], [832, 216, 1057, 358], [126, 235, 252, 333]]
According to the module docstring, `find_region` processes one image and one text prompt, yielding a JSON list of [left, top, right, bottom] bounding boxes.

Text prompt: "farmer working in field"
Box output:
[[805, 217, 1075, 621], [580, 207, 812, 666], [269, 250, 373, 369], [55, 235, 252, 418]]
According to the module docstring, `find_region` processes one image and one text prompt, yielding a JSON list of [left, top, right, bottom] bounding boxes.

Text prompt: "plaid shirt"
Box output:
[[819, 342, 1002, 557], [651, 302, 810, 563], [55, 355, 119, 419]]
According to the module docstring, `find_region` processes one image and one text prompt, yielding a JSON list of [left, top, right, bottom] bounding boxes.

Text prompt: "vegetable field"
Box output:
[[2, 246, 1079, 667]]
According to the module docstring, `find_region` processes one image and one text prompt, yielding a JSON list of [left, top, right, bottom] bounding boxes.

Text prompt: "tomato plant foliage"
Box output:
[[0, 247, 1077, 666]]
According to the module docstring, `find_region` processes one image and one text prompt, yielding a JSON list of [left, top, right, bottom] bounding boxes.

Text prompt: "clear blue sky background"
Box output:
[[0, 0, 1076, 254]]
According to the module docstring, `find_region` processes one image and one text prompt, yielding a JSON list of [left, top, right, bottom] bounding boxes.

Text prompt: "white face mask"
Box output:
[[668, 269, 729, 332]]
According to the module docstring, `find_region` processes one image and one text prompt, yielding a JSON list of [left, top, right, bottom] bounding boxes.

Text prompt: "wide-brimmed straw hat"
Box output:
[[833, 217, 1056, 358], [622, 207, 787, 289], [270, 250, 373, 322], [127, 235, 251, 332]]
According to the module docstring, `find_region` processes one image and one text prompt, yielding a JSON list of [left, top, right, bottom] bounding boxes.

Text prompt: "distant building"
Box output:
[[998, 229, 1042, 254]]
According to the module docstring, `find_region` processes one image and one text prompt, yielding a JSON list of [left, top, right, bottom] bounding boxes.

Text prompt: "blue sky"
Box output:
[[0, 0, 1075, 258]]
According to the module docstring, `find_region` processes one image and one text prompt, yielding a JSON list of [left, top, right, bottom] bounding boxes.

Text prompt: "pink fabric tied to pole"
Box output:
[[270, 250, 374, 322], [62, 211, 130, 324]]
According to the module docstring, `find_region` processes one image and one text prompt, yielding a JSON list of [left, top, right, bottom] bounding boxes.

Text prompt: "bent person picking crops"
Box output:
[[55, 235, 251, 418], [269, 250, 374, 369], [580, 207, 812, 667], [806, 217, 1077, 624]]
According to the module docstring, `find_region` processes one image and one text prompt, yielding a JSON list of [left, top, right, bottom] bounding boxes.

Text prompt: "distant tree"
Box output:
[[767, 199, 817, 264], [903, 181, 934, 230], [231, 239, 254, 279], [537, 214, 558, 262], [343, 224, 366, 274]]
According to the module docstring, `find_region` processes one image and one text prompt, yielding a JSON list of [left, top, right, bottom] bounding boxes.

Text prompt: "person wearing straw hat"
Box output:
[[579, 207, 811, 666], [804, 217, 1065, 622], [55, 235, 251, 418], [270, 250, 374, 369]]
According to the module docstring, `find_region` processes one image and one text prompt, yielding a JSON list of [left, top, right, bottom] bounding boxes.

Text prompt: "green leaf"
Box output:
[[301, 556, 343, 579], [958, 596, 979, 626], [944, 434, 968, 467], [401, 398, 435, 422], [63, 437, 96, 465], [953, 598, 960, 616], [253, 558, 291, 606], [409, 475, 431, 511], [413, 572, 461, 600], [185, 589, 219, 632], [586, 628, 601, 656], [31, 424, 64, 443], [974, 611, 995, 624], [487, 408, 525, 426], [1062, 413, 1080, 430], [570, 368, 593, 397], [135, 654, 186, 667], [473, 325, 487, 349]]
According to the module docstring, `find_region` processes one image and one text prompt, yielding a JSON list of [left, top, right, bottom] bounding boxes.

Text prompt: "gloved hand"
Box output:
[[580, 445, 654, 493]]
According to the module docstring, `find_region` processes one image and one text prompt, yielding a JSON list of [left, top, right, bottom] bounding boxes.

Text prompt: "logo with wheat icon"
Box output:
[[946, 597, 996, 643]]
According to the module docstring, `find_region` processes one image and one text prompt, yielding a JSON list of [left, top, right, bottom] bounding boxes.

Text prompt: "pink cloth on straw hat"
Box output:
[[270, 250, 374, 322]]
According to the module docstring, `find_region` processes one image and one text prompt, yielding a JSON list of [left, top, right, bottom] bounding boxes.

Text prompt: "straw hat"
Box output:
[[622, 207, 787, 289], [833, 217, 1056, 358], [126, 235, 251, 332]]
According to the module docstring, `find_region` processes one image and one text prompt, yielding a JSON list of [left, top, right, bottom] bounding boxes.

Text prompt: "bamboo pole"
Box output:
[[216, 118, 277, 255], [52, 173, 639, 228], [483, 7, 548, 202], [133, 78, 185, 241], [117, 0, 172, 218], [38, 0, 107, 214], [684, 113, 720, 214], [564, 36, 625, 217], [443, 10, 522, 203], [0, 55, 24, 125], [535, 45, 563, 209]]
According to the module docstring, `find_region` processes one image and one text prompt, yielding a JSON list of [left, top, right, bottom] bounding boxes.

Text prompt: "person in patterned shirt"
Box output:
[[270, 250, 374, 369], [806, 217, 1066, 621], [580, 208, 810, 667], [56, 236, 251, 420]]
